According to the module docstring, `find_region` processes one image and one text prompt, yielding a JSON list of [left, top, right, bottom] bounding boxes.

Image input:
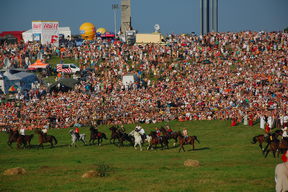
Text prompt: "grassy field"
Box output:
[[0, 120, 282, 192]]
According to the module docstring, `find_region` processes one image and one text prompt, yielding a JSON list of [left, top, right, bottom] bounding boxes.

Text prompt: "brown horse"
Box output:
[[89, 126, 107, 146], [147, 131, 169, 150], [251, 134, 266, 153], [35, 129, 57, 148], [178, 132, 200, 152], [7, 129, 34, 149], [159, 127, 179, 146], [264, 134, 279, 158]]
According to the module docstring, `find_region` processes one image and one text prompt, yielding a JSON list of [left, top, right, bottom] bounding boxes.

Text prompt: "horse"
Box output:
[[159, 126, 179, 146], [7, 129, 34, 149], [109, 126, 120, 144], [264, 134, 279, 158], [147, 131, 169, 150], [69, 130, 86, 147], [35, 129, 57, 149], [129, 130, 143, 151], [89, 127, 107, 146], [177, 131, 200, 152], [251, 134, 266, 153], [109, 126, 133, 146]]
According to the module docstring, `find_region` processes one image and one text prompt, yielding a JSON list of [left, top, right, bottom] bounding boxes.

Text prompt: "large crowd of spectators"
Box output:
[[0, 31, 287, 130]]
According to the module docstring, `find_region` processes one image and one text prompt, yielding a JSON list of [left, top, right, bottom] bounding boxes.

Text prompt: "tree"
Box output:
[[284, 27, 288, 33]]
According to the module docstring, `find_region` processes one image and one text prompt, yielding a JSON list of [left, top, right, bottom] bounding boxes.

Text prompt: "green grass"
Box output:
[[47, 56, 79, 68], [0, 120, 281, 192]]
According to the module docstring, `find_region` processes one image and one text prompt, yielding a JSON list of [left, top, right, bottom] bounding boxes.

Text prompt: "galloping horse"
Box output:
[[147, 131, 169, 150], [159, 127, 179, 146], [69, 130, 86, 147], [129, 130, 143, 151], [251, 134, 266, 153], [264, 134, 279, 158], [109, 126, 133, 146], [109, 126, 119, 144], [178, 131, 200, 152], [89, 126, 107, 146], [35, 129, 57, 149], [7, 129, 34, 149]]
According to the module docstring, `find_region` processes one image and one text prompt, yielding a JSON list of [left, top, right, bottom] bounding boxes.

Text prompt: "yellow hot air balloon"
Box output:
[[79, 22, 96, 40], [96, 27, 107, 34]]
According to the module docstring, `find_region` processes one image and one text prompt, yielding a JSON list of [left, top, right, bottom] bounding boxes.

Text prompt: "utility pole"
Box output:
[[112, 4, 119, 36]]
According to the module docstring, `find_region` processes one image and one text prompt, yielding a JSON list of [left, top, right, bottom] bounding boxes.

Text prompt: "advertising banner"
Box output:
[[31, 21, 59, 47]]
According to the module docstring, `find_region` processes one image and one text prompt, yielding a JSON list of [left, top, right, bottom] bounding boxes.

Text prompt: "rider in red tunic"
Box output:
[[75, 127, 80, 140]]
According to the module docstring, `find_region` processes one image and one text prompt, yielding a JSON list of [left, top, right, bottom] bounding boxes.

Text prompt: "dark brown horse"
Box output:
[[178, 131, 200, 152], [159, 127, 179, 146], [7, 129, 34, 149], [89, 126, 107, 146], [108, 126, 133, 146], [35, 129, 57, 148], [147, 131, 169, 150], [251, 134, 266, 153], [109, 126, 119, 144], [264, 134, 279, 158]]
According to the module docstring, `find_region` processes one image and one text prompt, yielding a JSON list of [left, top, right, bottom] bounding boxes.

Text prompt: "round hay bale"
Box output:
[[3, 167, 26, 175], [81, 170, 98, 178], [184, 159, 200, 167]]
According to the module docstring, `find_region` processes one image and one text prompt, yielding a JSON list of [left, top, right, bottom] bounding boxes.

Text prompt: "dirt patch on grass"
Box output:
[[184, 159, 200, 167], [3, 167, 26, 175], [82, 170, 99, 178]]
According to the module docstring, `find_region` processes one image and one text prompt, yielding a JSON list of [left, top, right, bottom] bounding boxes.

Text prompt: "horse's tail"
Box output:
[[251, 136, 257, 144], [52, 136, 58, 145], [103, 133, 107, 140], [194, 136, 200, 144]]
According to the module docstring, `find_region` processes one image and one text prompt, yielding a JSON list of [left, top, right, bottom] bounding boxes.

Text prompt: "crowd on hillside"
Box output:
[[0, 31, 287, 130]]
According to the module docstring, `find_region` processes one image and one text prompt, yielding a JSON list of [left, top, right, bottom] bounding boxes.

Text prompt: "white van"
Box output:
[[56, 64, 80, 74]]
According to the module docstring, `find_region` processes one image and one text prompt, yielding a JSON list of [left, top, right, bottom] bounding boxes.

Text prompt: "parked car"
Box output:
[[56, 64, 80, 74]]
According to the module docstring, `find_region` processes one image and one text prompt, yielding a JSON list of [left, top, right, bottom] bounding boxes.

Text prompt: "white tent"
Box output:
[[22, 27, 72, 43], [22, 29, 33, 43]]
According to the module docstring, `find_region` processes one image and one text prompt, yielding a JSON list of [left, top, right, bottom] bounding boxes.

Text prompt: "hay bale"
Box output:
[[81, 170, 98, 178], [3, 167, 27, 175], [184, 159, 200, 167]]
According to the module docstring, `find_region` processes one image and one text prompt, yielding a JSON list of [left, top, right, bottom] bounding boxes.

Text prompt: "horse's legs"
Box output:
[[50, 141, 54, 148], [192, 141, 195, 150], [259, 144, 264, 153], [7, 141, 13, 149], [264, 149, 270, 158], [263, 144, 269, 155]]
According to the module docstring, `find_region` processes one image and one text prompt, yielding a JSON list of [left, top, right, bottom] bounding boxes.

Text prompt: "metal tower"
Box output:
[[200, 0, 218, 34], [121, 0, 132, 34]]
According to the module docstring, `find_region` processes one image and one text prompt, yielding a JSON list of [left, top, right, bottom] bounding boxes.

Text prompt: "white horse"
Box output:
[[69, 130, 86, 147], [129, 130, 152, 151]]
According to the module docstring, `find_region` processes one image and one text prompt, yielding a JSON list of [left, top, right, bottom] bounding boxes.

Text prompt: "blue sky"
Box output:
[[0, 0, 287, 35]]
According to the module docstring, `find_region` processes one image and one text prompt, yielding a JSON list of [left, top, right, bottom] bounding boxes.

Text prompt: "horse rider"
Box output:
[[42, 126, 48, 140], [137, 126, 146, 142], [282, 127, 288, 142], [75, 126, 80, 140], [183, 128, 188, 142], [166, 125, 173, 134], [117, 125, 126, 134], [155, 128, 162, 141], [19, 126, 25, 136]]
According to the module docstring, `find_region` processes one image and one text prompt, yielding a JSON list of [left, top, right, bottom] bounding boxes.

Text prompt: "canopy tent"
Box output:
[[48, 78, 79, 92], [28, 60, 49, 70], [2, 70, 38, 93]]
